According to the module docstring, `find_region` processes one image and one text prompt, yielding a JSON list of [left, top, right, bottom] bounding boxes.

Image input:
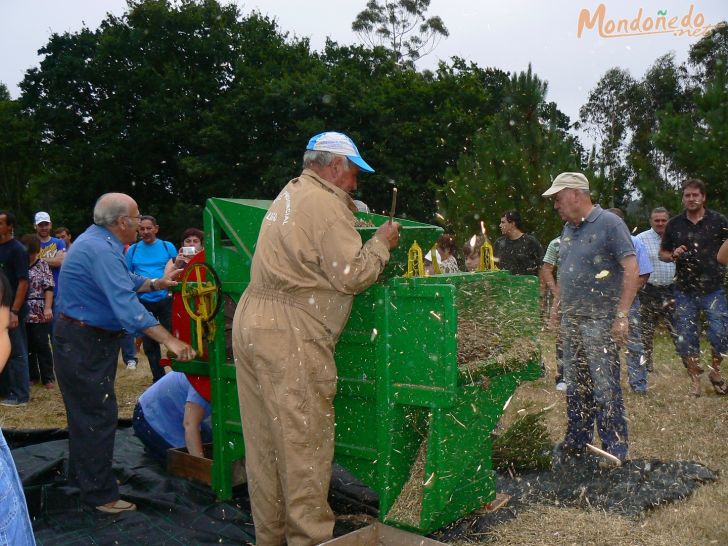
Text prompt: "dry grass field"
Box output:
[[1, 332, 726, 545], [0, 353, 153, 430], [454, 331, 728, 546]]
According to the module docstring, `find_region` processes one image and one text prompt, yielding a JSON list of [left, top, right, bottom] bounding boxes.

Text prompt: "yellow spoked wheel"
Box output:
[[180, 262, 222, 352]]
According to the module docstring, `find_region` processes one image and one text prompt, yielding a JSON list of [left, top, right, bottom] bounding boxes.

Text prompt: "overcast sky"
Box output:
[[1, 0, 725, 123]]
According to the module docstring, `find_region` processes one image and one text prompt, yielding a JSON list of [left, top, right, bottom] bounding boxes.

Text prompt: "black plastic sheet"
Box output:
[[434, 454, 717, 543], [10, 428, 717, 545], [10, 426, 377, 546]]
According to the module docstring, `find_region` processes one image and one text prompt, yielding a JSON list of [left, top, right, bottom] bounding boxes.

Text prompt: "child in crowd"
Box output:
[[463, 235, 485, 272], [436, 233, 460, 274], [20, 234, 55, 388]]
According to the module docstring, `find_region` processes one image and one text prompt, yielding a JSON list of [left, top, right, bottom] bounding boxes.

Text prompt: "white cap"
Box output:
[[35, 211, 51, 224], [352, 200, 370, 213], [542, 172, 590, 196], [306, 132, 375, 173]]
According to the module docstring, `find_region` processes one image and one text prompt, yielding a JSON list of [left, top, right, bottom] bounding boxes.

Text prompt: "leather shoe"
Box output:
[[96, 499, 136, 514]]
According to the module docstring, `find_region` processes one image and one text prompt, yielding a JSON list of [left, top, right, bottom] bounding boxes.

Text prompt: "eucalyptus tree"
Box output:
[[19, 0, 313, 235], [626, 54, 690, 213], [352, 0, 448, 68], [652, 23, 728, 211], [577, 68, 637, 209]]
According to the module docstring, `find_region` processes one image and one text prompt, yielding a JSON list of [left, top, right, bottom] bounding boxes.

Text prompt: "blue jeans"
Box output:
[[0, 429, 36, 545], [5, 322, 29, 403], [626, 298, 647, 392], [674, 289, 728, 357], [120, 333, 137, 362], [561, 314, 628, 460], [132, 403, 172, 463], [141, 298, 172, 383]]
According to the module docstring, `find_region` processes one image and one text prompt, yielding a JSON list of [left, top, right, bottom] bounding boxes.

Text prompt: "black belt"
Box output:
[[59, 314, 125, 338]]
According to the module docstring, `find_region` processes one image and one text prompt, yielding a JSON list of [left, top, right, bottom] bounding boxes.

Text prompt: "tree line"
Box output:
[[0, 0, 725, 248], [578, 24, 728, 223]]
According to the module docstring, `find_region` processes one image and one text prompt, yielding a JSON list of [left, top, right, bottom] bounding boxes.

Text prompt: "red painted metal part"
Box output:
[[170, 250, 212, 401]]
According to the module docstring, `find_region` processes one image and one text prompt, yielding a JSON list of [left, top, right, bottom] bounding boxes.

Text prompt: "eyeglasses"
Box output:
[[125, 214, 142, 221]]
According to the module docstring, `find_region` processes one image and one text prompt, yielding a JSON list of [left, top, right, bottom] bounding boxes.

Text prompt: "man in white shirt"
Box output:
[[635, 207, 681, 373]]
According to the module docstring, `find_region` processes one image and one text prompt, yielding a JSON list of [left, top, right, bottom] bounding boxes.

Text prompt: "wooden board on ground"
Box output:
[[474, 492, 511, 514], [320, 522, 448, 545], [167, 443, 246, 486]]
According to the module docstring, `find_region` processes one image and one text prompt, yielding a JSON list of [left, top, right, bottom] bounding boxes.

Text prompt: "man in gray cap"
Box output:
[[543, 172, 639, 465], [232, 131, 400, 546]]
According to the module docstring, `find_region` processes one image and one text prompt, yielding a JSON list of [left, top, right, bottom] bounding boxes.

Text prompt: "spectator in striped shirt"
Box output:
[[635, 208, 682, 375]]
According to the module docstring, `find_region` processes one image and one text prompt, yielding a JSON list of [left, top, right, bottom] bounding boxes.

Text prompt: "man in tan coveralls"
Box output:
[[233, 132, 400, 546]]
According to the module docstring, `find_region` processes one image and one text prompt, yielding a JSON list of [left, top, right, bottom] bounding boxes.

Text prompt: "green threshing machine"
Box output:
[[172, 198, 541, 534]]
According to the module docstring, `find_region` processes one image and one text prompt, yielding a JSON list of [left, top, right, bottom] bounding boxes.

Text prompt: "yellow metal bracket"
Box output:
[[430, 244, 441, 274], [405, 241, 426, 278], [478, 239, 498, 272]]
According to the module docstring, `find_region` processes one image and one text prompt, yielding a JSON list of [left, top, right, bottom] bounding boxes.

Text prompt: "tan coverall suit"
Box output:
[[233, 169, 390, 546]]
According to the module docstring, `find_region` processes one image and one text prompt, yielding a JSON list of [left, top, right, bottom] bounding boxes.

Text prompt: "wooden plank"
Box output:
[[167, 444, 246, 486]]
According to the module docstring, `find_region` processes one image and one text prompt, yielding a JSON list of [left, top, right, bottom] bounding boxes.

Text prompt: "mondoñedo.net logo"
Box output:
[[577, 3, 724, 38]]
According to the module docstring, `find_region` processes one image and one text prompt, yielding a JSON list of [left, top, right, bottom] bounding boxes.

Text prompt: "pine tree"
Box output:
[[439, 65, 581, 244]]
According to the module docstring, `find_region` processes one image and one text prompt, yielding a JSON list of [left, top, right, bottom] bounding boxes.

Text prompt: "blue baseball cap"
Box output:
[[306, 131, 375, 173]]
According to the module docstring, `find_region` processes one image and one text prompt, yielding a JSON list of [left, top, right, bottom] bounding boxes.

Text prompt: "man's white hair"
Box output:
[[303, 150, 350, 171], [93, 193, 131, 227]]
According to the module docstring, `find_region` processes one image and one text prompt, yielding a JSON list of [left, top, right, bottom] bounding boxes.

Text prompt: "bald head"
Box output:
[[92, 193, 141, 244], [94, 193, 136, 227]]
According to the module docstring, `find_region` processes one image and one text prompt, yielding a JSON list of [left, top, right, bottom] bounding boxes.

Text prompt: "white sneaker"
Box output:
[[126, 359, 137, 370], [555, 381, 567, 392]]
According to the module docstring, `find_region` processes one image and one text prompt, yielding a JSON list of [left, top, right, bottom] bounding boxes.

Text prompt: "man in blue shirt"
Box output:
[[127, 215, 177, 382], [53, 193, 195, 514], [132, 371, 212, 462], [607, 208, 654, 394], [543, 173, 639, 465], [635, 208, 681, 373]]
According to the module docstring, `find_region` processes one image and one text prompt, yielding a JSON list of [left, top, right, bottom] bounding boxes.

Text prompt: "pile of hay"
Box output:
[[386, 410, 551, 528], [492, 410, 552, 472], [458, 319, 539, 377], [385, 440, 429, 526]]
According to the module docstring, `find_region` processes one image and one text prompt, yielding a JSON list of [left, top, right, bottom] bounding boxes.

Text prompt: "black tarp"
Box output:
[[9, 425, 377, 546], [435, 455, 717, 542], [9, 426, 717, 545]]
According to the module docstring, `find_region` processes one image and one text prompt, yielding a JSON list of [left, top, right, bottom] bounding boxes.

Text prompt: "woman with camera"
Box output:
[[164, 228, 204, 275]]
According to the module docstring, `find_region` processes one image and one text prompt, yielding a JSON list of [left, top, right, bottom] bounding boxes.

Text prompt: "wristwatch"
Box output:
[[10, 309, 19, 315], [150, 278, 157, 291], [616, 311, 627, 319]]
